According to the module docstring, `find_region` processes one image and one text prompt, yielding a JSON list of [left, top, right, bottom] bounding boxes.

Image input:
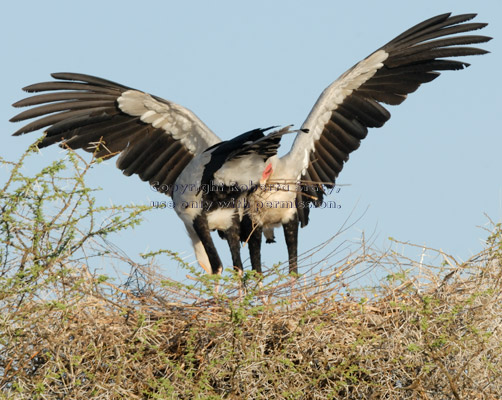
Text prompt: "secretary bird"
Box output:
[[10, 74, 293, 275], [11, 13, 491, 277], [244, 12, 491, 274]]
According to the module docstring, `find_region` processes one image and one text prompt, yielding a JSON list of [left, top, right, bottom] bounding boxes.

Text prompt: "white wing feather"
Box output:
[[282, 49, 388, 177], [118, 90, 221, 155]]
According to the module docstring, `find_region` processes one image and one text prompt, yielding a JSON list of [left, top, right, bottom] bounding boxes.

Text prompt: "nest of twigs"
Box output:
[[1, 236, 501, 400]]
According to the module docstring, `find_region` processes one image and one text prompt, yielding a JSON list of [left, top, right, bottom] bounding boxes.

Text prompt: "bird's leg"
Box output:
[[248, 227, 263, 275], [225, 211, 244, 276], [247, 220, 264, 298], [282, 214, 299, 275], [240, 214, 263, 274], [192, 214, 223, 275]]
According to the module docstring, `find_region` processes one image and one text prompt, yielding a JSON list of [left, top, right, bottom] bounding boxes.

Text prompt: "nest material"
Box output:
[[1, 244, 501, 400]]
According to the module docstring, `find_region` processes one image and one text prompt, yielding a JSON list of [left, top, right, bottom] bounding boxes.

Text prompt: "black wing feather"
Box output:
[[298, 13, 491, 227], [11, 73, 200, 197]]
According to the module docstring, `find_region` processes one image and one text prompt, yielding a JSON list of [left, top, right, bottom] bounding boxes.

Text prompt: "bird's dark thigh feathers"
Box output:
[[192, 214, 223, 275], [224, 212, 244, 274], [239, 214, 263, 275], [283, 215, 299, 275]]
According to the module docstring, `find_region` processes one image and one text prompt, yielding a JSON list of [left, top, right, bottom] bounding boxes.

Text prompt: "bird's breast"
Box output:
[[248, 186, 298, 227]]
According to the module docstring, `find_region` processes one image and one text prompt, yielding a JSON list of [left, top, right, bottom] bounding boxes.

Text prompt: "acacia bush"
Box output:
[[1, 148, 501, 399]]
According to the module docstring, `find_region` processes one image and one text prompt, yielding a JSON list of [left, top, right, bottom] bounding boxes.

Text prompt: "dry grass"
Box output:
[[1, 148, 501, 399], [3, 245, 501, 399]]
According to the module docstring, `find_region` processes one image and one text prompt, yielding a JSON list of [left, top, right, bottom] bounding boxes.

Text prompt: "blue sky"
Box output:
[[2, 1, 501, 285]]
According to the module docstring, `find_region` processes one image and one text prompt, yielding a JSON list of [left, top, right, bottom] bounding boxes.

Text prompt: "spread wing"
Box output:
[[282, 13, 491, 226], [11, 73, 221, 195]]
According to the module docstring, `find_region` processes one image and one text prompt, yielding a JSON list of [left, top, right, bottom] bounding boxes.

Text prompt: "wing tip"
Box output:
[[51, 72, 80, 80]]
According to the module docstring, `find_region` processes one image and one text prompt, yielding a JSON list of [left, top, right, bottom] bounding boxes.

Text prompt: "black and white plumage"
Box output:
[[169, 125, 292, 274], [10, 13, 491, 277], [244, 13, 491, 274], [10, 73, 291, 275]]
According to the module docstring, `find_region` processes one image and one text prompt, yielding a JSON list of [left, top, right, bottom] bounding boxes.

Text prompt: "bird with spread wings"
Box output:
[[11, 13, 491, 276]]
